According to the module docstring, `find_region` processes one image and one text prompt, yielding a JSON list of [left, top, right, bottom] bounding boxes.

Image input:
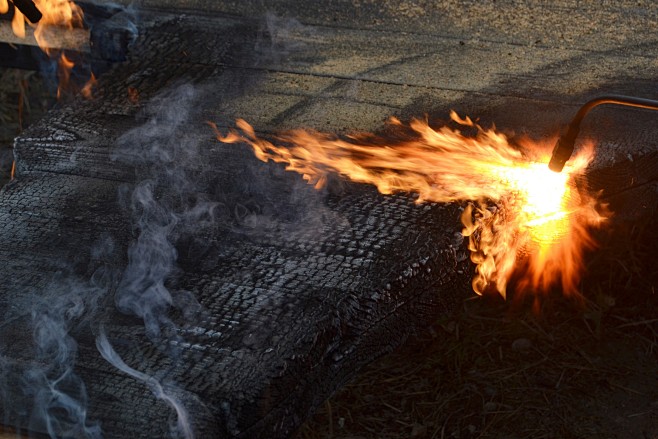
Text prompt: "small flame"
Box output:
[[34, 0, 90, 98], [55, 52, 74, 99], [211, 114, 607, 299], [80, 72, 96, 99]]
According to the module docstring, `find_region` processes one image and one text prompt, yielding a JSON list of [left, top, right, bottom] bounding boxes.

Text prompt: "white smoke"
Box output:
[[96, 328, 193, 439], [112, 83, 209, 339], [22, 263, 113, 438], [103, 83, 219, 438]]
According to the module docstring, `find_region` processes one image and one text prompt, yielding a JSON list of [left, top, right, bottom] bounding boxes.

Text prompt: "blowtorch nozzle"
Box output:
[[11, 0, 42, 23], [548, 95, 658, 173], [548, 127, 577, 173]]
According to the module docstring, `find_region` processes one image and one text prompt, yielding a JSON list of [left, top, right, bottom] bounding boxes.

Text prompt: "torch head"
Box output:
[[548, 138, 572, 172], [548, 125, 578, 173]]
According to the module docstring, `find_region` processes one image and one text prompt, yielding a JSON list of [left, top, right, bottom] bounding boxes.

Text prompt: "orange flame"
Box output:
[[32, 0, 84, 53], [80, 72, 96, 99], [2, 0, 93, 98], [55, 52, 74, 99], [211, 113, 607, 299]]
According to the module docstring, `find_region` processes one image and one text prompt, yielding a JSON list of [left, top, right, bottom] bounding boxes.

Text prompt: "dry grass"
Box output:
[[299, 213, 658, 439]]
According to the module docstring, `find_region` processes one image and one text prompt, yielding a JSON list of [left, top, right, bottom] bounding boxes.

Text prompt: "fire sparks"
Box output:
[[212, 113, 607, 299], [1, 0, 93, 97]]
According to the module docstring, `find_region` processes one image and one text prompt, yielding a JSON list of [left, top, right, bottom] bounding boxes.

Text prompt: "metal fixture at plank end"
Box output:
[[548, 95, 658, 172], [11, 0, 42, 24]]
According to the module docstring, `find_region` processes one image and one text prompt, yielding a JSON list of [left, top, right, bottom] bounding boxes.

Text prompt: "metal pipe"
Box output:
[[548, 95, 658, 172]]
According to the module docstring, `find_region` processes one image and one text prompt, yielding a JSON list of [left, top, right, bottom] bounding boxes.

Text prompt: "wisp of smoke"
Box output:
[[112, 84, 206, 340], [107, 83, 221, 438], [96, 328, 193, 439], [22, 272, 110, 438]]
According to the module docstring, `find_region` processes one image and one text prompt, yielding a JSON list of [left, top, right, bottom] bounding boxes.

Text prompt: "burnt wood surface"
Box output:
[[1, 2, 657, 438]]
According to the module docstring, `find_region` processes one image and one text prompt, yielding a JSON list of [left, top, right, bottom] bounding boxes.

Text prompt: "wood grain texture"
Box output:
[[0, 2, 656, 438]]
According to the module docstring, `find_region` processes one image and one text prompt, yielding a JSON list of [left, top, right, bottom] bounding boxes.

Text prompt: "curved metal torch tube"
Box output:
[[11, 0, 42, 23], [548, 95, 658, 172]]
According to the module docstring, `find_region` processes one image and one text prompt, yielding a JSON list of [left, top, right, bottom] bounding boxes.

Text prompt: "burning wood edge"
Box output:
[[0, 19, 89, 52]]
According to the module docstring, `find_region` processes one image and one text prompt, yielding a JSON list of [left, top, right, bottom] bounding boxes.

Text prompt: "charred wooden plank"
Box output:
[[0, 146, 472, 438]]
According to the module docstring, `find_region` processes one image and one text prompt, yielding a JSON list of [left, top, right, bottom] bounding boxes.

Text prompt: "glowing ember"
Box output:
[[1, 0, 93, 97], [211, 113, 607, 298], [127, 86, 140, 104]]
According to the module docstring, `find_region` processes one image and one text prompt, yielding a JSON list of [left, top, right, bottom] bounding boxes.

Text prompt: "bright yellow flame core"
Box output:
[[213, 113, 607, 298], [493, 161, 573, 244]]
